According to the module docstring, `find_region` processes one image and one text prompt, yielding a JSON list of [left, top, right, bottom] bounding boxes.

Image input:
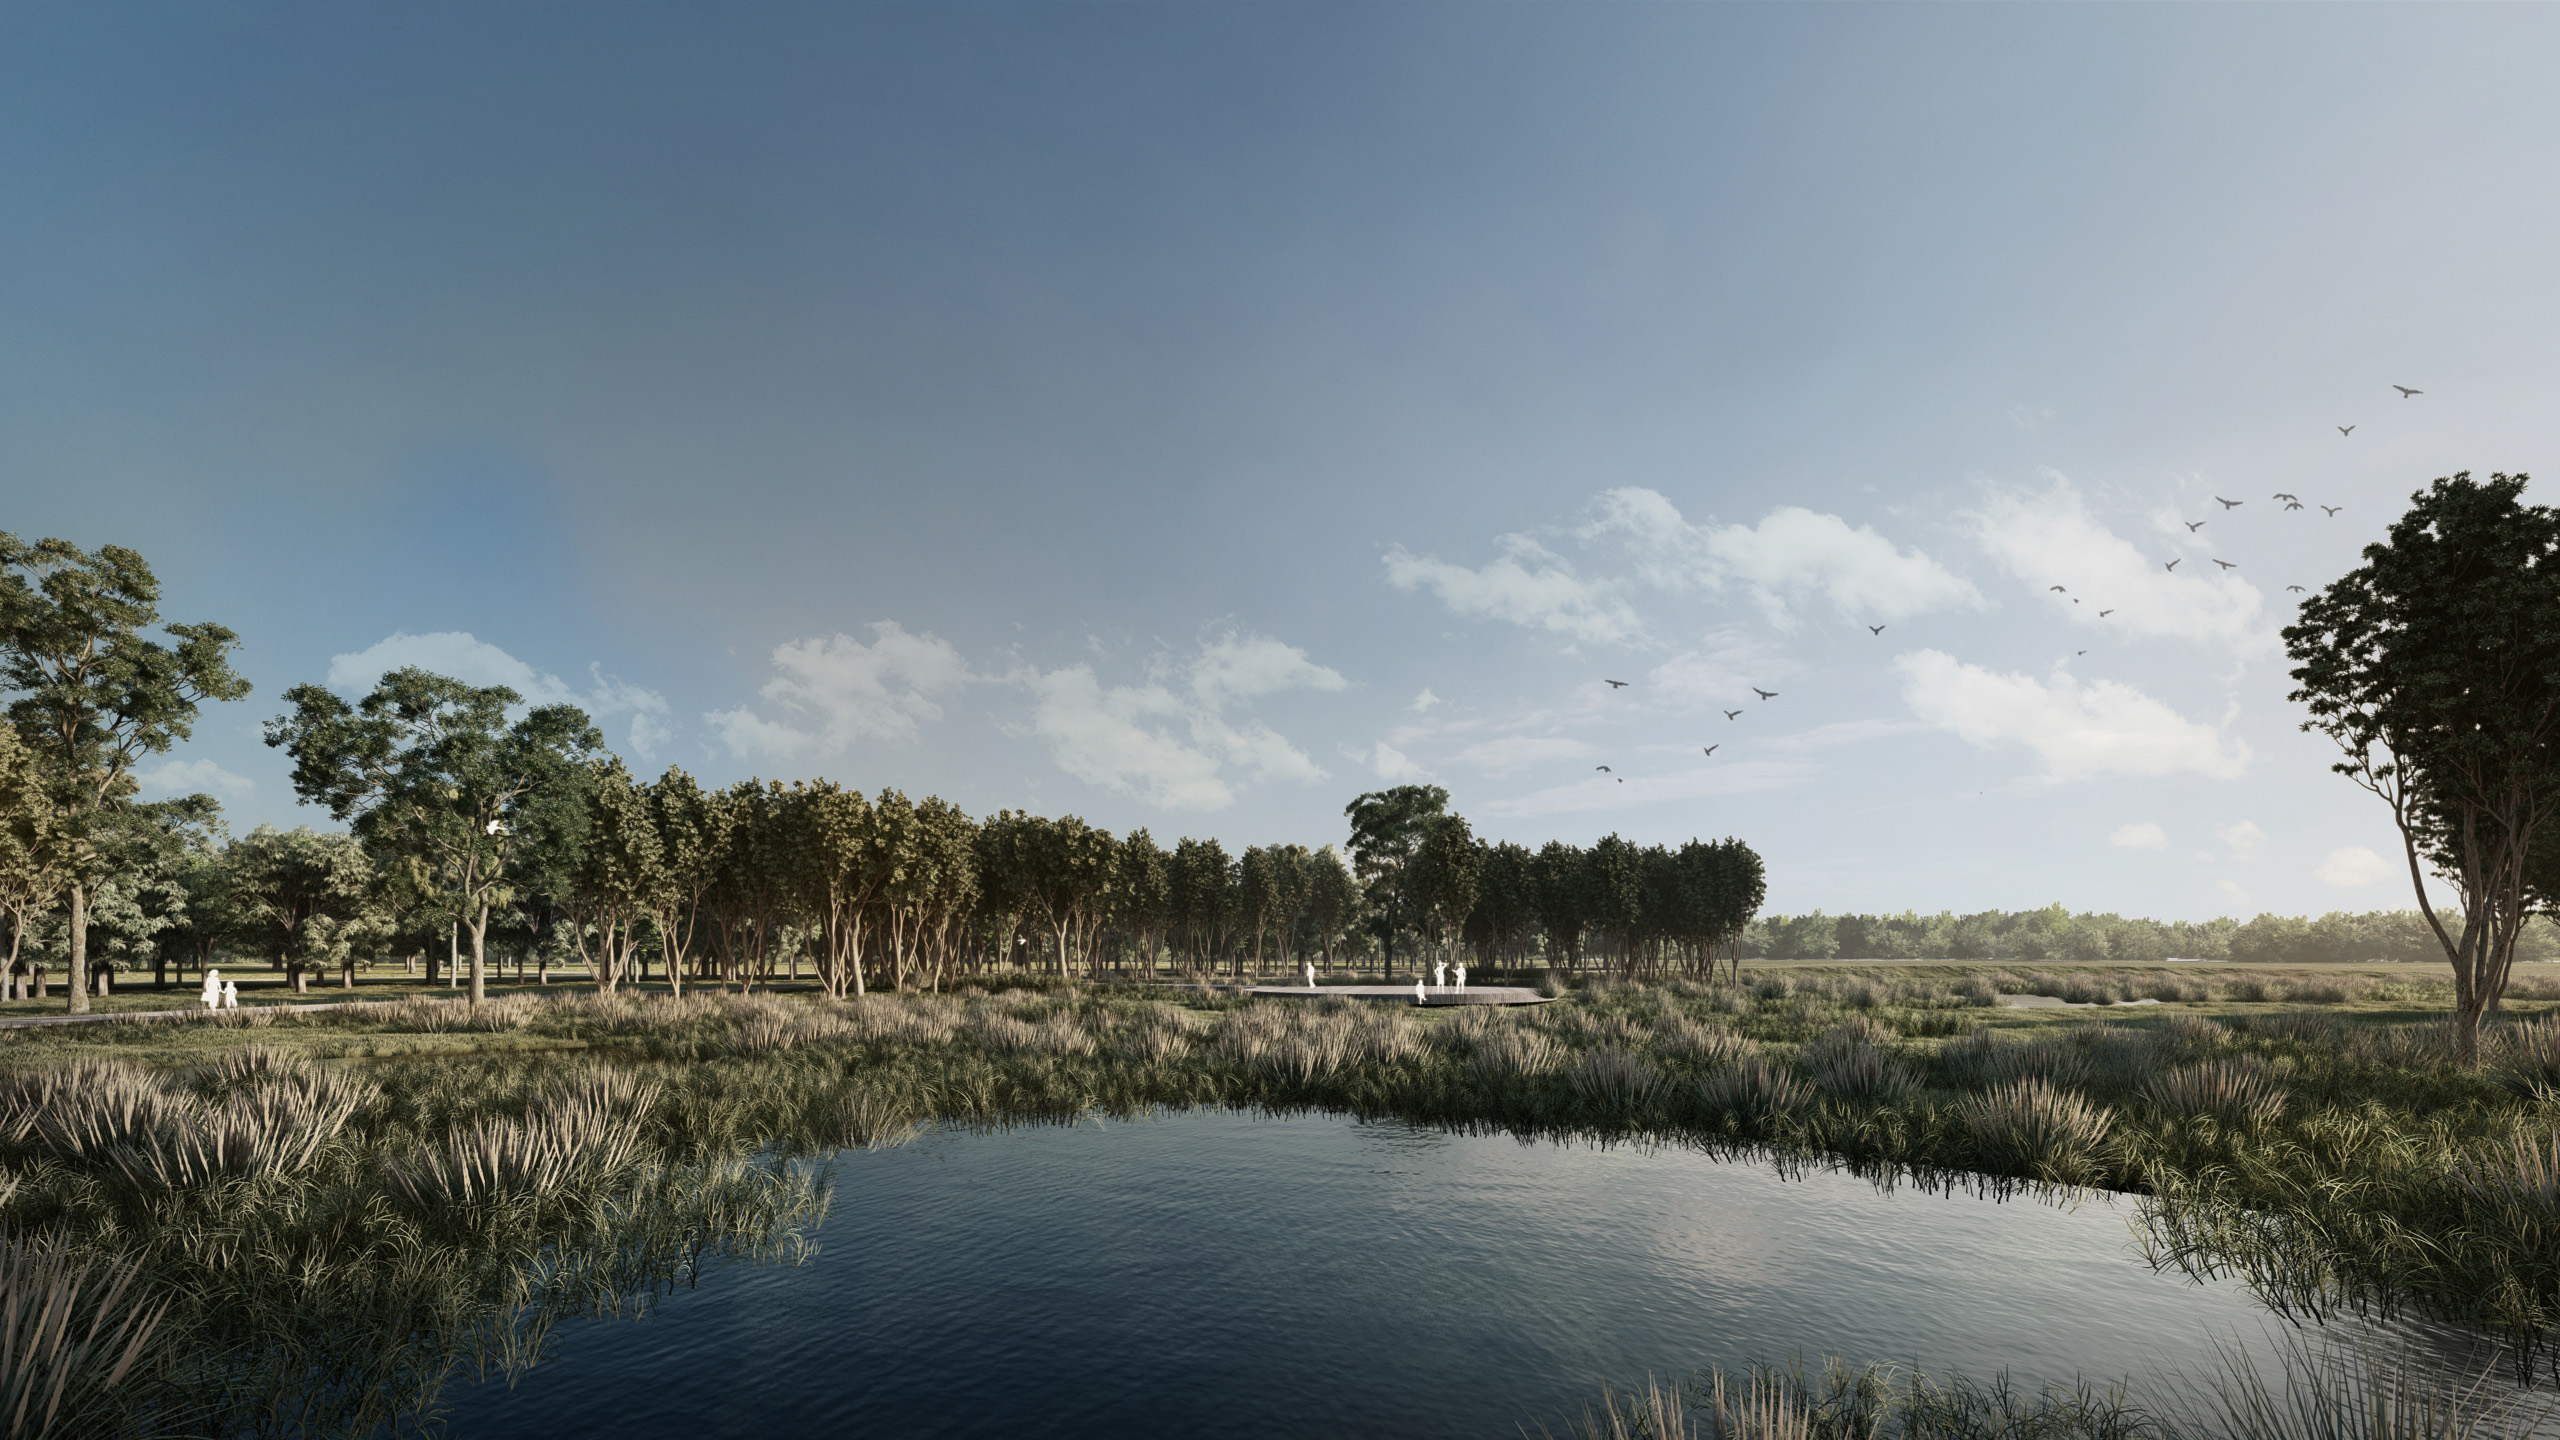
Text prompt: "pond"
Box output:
[[434, 1108, 2518, 1438]]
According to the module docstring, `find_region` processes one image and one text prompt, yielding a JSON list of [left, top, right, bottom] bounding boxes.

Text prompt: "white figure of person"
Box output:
[[221, 980, 240, 1011], [1303, 960, 1316, 990], [200, 967, 222, 1012], [1455, 963, 1467, 994], [1432, 960, 1447, 992], [1413, 976, 1425, 1005]]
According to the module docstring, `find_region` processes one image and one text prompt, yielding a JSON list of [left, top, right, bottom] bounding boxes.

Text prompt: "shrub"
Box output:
[[2143, 1058, 2288, 1129], [1957, 1079, 2113, 1180]]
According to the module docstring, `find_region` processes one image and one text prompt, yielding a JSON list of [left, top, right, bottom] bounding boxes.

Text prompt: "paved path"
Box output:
[[0, 995, 441, 1030], [1219, 984, 1552, 1007]]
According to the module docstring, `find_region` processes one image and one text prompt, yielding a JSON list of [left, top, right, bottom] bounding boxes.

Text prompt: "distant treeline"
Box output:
[[1740, 906, 2560, 965]]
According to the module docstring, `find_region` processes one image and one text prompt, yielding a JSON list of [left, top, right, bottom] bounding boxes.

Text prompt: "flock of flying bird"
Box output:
[[1579, 384, 2429, 787]]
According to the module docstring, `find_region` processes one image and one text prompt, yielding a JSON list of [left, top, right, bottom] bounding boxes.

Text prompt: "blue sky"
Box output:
[[8, 4, 2559, 919]]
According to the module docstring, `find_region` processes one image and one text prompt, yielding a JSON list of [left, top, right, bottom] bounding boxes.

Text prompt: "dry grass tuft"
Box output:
[[1958, 1078, 2113, 1179], [0, 1231, 169, 1440], [2144, 1058, 2288, 1129]]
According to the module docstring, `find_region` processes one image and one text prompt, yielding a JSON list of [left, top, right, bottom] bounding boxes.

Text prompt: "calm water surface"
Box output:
[[435, 1109, 2512, 1438]]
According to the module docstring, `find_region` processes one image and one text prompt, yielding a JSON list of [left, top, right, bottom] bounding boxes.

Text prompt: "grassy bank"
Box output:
[[3, 962, 2558, 1430]]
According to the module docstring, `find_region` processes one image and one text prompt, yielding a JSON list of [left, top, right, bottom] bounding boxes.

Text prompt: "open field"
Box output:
[[5, 960, 2560, 1429]]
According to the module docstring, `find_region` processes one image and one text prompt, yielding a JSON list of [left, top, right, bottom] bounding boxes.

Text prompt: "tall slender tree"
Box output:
[[0, 534, 249, 1011], [1344, 784, 1448, 978]]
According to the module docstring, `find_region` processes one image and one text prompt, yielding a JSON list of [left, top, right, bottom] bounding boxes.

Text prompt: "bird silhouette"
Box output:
[[1604, 679, 1629, 689], [2165, 558, 2182, 572], [1595, 765, 1611, 773], [1703, 745, 1718, 757], [2286, 585, 2306, 593], [1868, 624, 1886, 635], [2285, 501, 2305, 511], [2273, 493, 2299, 502], [2216, 497, 2242, 509], [2338, 426, 2355, 437], [2099, 609, 2114, 617], [2184, 520, 2206, 532], [2049, 585, 2066, 592], [2076, 650, 2087, 656], [1752, 687, 1777, 700], [1723, 708, 1743, 720], [2394, 385, 2422, 398], [2213, 559, 2237, 570], [2322, 505, 2343, 516]]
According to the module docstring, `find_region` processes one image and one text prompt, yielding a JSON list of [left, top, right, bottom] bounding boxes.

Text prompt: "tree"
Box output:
[[2285, 472, 2560, 1063], [266, 668, 600, 1006], [1405, 814, 1484, 976], [0, 534, 250, 1011], [563, 758, 663, 994], [219, 826, 377, 991], [1343, 784, 1449, 977], [1301, 845, 1358, 975], [0, 720, 67, 992]]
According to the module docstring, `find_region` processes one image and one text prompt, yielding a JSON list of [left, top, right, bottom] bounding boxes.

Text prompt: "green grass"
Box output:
[[5, 962, 2560, 1428]]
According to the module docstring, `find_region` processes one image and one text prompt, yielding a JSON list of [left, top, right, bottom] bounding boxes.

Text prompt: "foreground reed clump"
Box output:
[[0, 1230, 171, 1440]]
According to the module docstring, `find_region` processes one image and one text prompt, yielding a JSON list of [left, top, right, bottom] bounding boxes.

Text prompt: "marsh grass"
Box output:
[[0, 1230, 171, 1440]]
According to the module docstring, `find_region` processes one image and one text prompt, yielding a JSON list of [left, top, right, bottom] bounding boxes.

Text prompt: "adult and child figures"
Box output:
[[199, 968, 239, 1011]]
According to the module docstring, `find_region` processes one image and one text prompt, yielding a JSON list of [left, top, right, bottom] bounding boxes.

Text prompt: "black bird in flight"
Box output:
[[2322, 505, 2343, 516], [1604, 679, 1629, 689], [2165, 558, 2182, 572], [2213, 559, 2238, 570], [2099, 609, 2114, 617], [1868, 624, 1886, 635], [2285, 501, 2305, 511], [2184, 520, 2206, 532], [1703, 745, 1718, 757], [2215, 497, 2243, 509], [1723, 708, 1743, 720], [2338, 426, 2355, 437], [1594, 765, 1611, 773], [2049, 585, 2067, 593], [2394, 385, 2422, 398], [2273, 492, 2299, 502], [1752, 687, 1777, 700], [2076, 650, 2087, 656], [2286, 585, 2306, 593]]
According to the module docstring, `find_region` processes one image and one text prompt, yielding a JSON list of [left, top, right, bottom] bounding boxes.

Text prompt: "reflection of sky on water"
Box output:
[[437, 1110, 2547, 1439]]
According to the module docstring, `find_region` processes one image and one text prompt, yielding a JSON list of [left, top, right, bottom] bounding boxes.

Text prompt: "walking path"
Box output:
[[0, 994, 441, 1030], [1212, 984, 1552, 1007]]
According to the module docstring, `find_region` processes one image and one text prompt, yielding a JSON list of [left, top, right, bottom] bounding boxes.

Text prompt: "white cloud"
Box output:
[[1583, 489, 1982, 627], [708, 622, 968, 762], [2317, 846, 2392, 887], [329, 631, 674, 759], [1969, 477, 2270, 653], [1895, 649, 2251, 781], [134, 758, 254, 800], [1383, 537, 1642, 645], [1010, 631, 1340, 810], [1480, 759, 1814, 819], [1453, 735, 1593, 776], [1364, 742, 1428, 782], [2110, 822, 2168, 851], [2215, 878, 2254, 911], [2216, 819, 2268, 863], [1409, 688, 1441, 713]]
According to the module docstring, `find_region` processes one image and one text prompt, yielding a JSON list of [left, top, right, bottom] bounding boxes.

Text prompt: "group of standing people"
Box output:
[[199, 968, 240, 1011]]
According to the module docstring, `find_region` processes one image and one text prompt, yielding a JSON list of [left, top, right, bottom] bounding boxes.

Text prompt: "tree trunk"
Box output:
[[467, 904, 488, 1006], [66, 882, 90, 1015]]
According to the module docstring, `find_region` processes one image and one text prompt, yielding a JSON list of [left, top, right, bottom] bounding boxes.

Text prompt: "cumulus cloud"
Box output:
[[708, 622, 969, 762], [1363, 742, 1428, 782], [1410, 688, 1441, 713], [1583, 489, 1983, 627], [1010, 632, 1341, 811], [2215, 878, 2254, 910], [1383, 537, 1641, 645], [2110, 822, 2168, 851], [1895, 649, 2251, 781], [2317, 846, 2392, 887], [1970, 477, 2270, 653], [134, 758, 254, 800], [2216, 820, 2268, 863], [1479, 758, 1814, 819], [329, 631, 674, 759]]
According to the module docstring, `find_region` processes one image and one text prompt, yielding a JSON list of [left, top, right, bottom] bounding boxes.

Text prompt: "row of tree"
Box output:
[[1, 533, 1769, 1003], [1743, 905, 2560, 966]]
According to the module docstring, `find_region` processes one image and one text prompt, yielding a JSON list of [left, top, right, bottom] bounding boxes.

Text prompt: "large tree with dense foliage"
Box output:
[[2284, 472, 2560, 1063], [266, 668, 600, 1005], [1344, 784, 1448, 977], [0, 534, 249, 1011], [219, 825, 378, 990]]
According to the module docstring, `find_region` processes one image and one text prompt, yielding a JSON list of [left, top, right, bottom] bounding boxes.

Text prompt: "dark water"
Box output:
[[435, 1110, 2513, 1438]]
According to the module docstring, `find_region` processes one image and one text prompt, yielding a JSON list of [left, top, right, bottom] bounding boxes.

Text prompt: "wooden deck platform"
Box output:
[[1218, 984, 1552, 1007]]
